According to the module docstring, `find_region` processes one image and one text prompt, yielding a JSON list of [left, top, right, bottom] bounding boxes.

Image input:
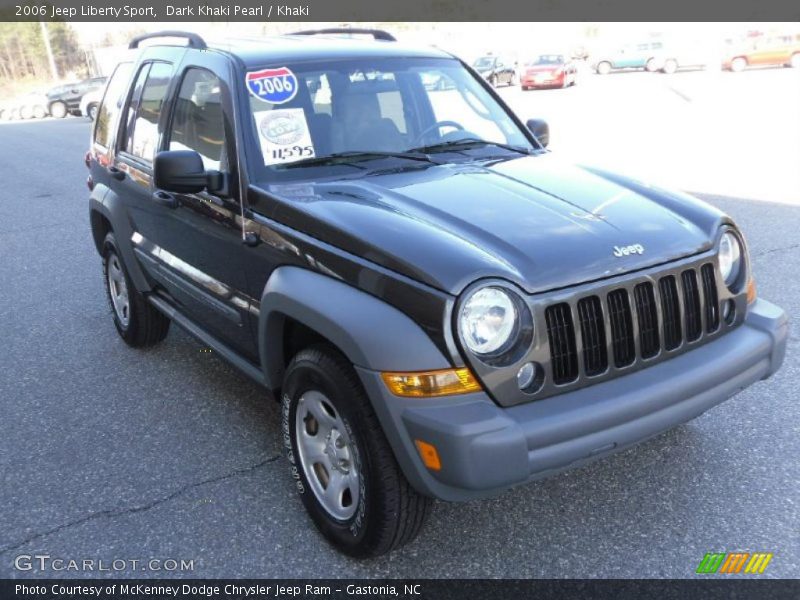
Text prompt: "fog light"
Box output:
[[517, 363, 535, 389], [723, 299, 736, 324]]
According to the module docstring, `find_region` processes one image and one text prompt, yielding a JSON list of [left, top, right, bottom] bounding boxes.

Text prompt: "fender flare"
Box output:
[[89, 184, 152, 293], [258, 266, 451, 390]]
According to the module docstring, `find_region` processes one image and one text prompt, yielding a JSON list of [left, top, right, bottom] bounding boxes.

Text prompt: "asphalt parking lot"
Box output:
[[0, 67, 798, 579]]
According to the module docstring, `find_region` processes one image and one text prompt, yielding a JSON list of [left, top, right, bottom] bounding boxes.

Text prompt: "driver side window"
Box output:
[[167, 68, 228, 171]]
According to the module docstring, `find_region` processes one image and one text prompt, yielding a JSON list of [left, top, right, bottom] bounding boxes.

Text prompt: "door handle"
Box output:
[[152, 190, 179, 209], [108, 166, 125, 181]]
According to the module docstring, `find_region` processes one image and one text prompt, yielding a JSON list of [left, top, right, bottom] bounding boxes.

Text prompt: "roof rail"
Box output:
[[129, 31, 207, 50], [290, 28, 396, 42]]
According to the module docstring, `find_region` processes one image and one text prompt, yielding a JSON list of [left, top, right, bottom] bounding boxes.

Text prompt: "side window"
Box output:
[[122, 62, 172, 163], [167, 68, 227, 171], [94, 62, 133, 149]]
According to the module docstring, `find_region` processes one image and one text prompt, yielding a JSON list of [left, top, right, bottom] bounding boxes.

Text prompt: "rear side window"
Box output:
[[167, 68, 227, 171], [94, 62, 132, 149], [122, 62, 172, 163]]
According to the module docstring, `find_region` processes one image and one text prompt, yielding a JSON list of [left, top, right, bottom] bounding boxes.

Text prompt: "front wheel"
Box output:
[[102, 231, 170, 347], [662, 59, 678, 74], [596, 61, 611, 75], [730, 57, 747, 72], [49, 101, 67, 118], [282, 345, 432, 557], [645, 58, 660, 72]]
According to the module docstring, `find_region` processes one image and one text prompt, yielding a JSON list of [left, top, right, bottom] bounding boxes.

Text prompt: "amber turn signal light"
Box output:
[[381, 368, 481, 398], [414, 440, 442, 471], [747, 278, 757, 304]]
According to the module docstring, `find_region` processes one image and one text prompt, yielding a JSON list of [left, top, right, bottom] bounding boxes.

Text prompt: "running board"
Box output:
[[148, 294, 266, 386]]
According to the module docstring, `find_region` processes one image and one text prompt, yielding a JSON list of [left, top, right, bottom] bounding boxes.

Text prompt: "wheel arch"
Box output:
[[258, 266, 452, 391]]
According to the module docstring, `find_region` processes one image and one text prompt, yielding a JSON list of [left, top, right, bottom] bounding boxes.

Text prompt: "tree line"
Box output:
[[0, 21, 85, 84]]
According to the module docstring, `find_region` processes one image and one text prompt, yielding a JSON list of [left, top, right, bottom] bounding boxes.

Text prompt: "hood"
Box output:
[[259, 154, 724, 296]]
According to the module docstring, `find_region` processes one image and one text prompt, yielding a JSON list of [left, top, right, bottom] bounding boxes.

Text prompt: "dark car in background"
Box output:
[[472, 54, 516, 86], [46, 76, 107, 118], [520, 54, 577, 89]]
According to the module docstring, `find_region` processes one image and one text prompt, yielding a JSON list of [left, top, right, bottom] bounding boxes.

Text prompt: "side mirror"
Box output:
[[154, 150, 213, 194], [526, 118, 550, 148]]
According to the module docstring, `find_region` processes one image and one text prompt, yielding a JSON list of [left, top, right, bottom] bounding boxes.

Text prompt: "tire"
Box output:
[[88, 103, 99, 120], [730, 57, 747, 72], [33, 105, 47, 119], [521, 85, 530, 91], [662, 59, 678, 74], [790, 53, 800, 69], [19, 105, 32, 120], [102, 231, 170, 347], [596, 61, 611, 75], [49, 101, 67, 119], [489, 74, 498, 87], [509, 72, 517, 86], [645, 58, 660, 72], [282, 345, 432, 557]]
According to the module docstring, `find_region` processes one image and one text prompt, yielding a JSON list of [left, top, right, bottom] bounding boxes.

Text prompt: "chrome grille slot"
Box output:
[[682, 269, 702, 342], [607, 289, 635, 368], [577, 296, 608, 376], [545, 303, 579, 384], [659, 275, 682, 350], [634, 282, 660, 359], [701, 263, 719, 332]]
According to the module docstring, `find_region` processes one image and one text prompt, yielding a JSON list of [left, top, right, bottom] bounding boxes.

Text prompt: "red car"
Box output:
[[722, 34, 800, 72], [521, 54, 577, 90]]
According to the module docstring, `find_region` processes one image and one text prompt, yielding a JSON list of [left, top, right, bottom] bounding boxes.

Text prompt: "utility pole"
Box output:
[[39, 21, 58, 81]]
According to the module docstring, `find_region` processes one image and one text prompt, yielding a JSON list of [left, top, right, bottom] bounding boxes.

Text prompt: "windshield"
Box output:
[[245, 57, 533, 181], [527, 55, 565, 66], [472, 56, 496, 69]]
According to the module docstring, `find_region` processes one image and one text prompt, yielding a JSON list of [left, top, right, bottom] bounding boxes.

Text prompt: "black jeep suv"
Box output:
[[87, 30, 787, 557]]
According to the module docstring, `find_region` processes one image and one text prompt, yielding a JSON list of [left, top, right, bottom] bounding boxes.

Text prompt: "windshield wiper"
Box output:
[[410, 138, 531, 156], [282, 150, 438, 169]]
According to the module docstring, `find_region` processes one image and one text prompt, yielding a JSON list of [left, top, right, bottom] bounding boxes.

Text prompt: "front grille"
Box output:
[[545, 303, 578, 384], [542, 262, 724, 391]]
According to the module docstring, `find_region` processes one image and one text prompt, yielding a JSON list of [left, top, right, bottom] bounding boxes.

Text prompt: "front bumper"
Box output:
[[357, 299, 788, 501], [522, 74, 564, 87]]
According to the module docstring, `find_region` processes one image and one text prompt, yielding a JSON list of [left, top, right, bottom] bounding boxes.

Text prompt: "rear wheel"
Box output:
[[102, 231, 170, 347], [49, 101, 67, 118], [32, 105, 47, 119], [19, 105, 32, 120], [282, 345, 432, 557], [88, 103, 99, 120], [596, 61, 611, 75], [645, 58, 660, 72], [790, 53, 800, 68], [730, 57, 747, 72]]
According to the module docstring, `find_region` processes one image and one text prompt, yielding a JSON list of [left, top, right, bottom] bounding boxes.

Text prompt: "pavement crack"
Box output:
[[0, 454, 280, 556], [752, 242, 800, 258]]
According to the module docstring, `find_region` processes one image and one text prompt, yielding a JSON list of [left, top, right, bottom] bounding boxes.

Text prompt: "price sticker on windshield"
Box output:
[[246, 67, 298, 104], [255, 108, 316, 166]]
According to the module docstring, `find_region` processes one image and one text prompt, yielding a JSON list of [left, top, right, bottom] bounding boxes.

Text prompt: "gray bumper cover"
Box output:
[[356, 298, 788, 501]]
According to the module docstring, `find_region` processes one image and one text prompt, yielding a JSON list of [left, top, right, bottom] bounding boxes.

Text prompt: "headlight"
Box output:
[[459, 286, 518, 355], [719, 231, 743, 288]]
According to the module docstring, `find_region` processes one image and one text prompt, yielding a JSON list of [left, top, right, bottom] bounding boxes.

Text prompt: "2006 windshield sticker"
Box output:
[[246, 67, 298, 104], [255, 109, 316, 166]]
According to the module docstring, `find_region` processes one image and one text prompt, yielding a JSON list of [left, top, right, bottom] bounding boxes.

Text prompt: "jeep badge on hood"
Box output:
[[613, 244, 645, 257]]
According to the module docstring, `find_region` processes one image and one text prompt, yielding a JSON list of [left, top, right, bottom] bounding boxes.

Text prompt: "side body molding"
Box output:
[[258, 266, 452, 390]]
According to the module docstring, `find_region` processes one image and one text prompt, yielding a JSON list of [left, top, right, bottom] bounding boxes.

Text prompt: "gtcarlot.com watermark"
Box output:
[[14, 554, 195, 573]]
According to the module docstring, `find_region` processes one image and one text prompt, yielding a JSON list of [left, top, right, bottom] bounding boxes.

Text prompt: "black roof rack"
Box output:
[[289, 28, 396, 42], [129, 31, 207, 50]]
